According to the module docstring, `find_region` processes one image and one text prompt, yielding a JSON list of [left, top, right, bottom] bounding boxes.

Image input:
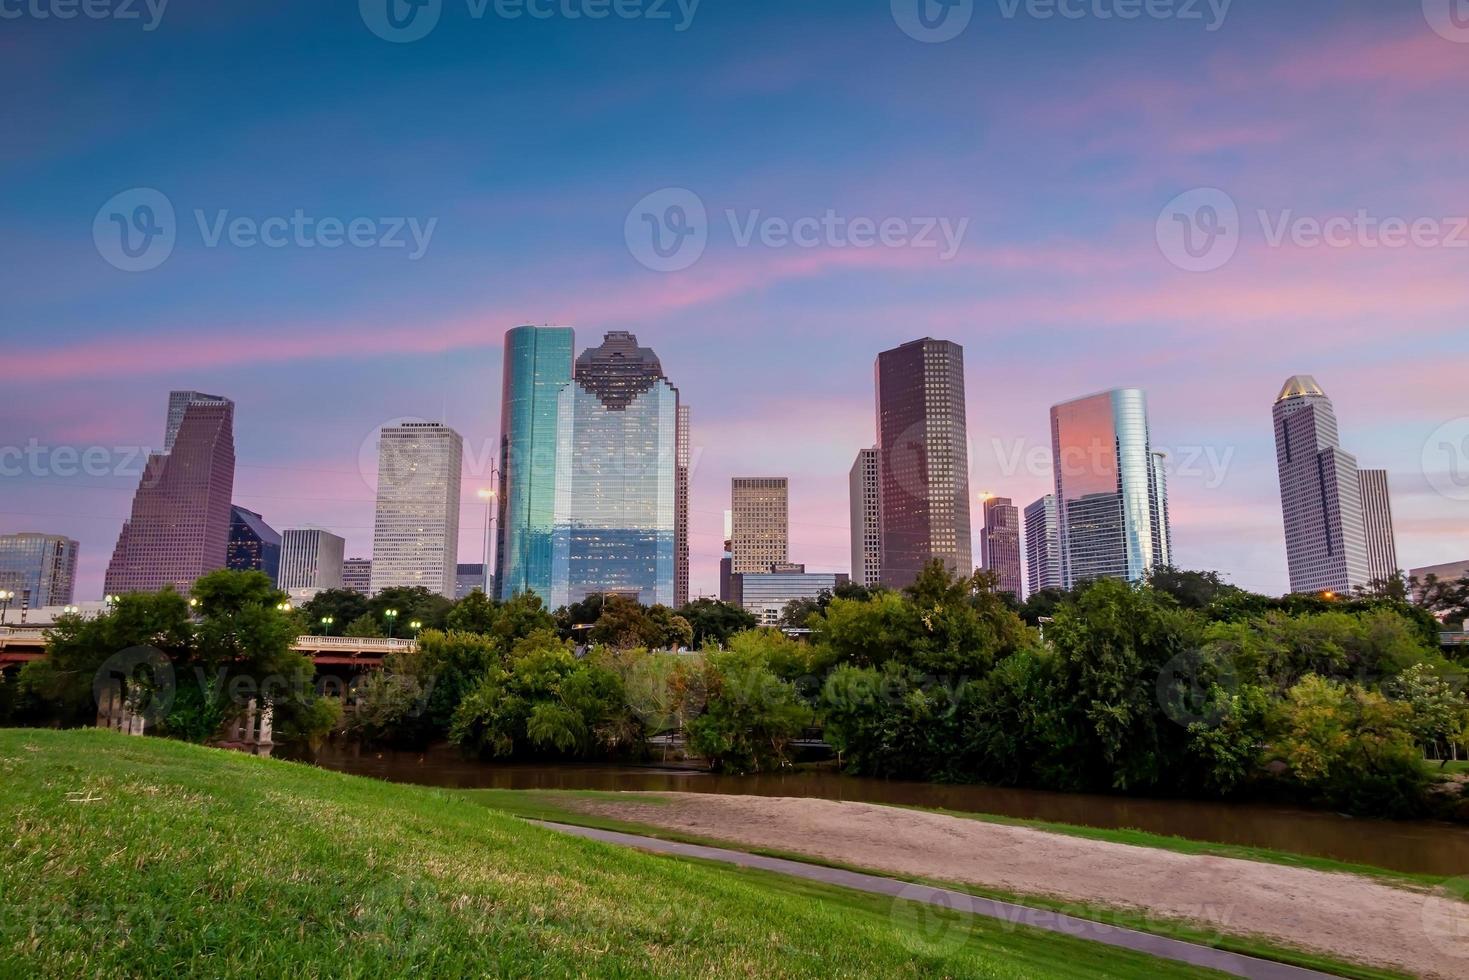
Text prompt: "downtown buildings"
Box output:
[[979, 495, 1023, 596], [1023, 494, 1062, 597], [495, 326, 688, 608], [0, 533, 79, 610], [730, 478, 789, 574], [279, 529, 346, 595], [104, 391, 236, 596], [370, 422, 462, 598], [848, 448, 881, 589], [227, 506, 281, 585]]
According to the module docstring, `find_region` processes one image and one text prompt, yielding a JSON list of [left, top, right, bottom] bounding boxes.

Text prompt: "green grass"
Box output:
[[0, 730, 1229, 979], [1424, 758, 1469, 775], [461, 789, 1422, 980]]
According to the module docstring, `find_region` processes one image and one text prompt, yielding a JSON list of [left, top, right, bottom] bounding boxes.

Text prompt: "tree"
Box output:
[[1146, 567, 1241, 611], [686, 648, 811, 774], [343, 614, 384, 638], [1389, 663, 1469, 762], [300, 589, 369, 635], [367, 587, 453, 633], [446, 589, 498, 634], [675, 598, 756, 649]]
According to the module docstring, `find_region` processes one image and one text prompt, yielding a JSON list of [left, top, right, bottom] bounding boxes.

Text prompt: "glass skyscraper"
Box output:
[[551, 331, 680, 607], [1050, 388, 1171, 588], [495, 325, 575, 600], [226, 506, 281, 585], [0, 533, 79, 609]]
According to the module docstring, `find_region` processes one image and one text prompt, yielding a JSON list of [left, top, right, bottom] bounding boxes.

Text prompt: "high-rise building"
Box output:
[[551, 331, 681, 607], [848, 447, 881, 589], [1023, 494, 1062, 597], [371, 422, 463, 598], [1272, 376, 1370, 594], [164, 390, 230, 452], [455, 563, 491, 599], [1050, 388, 1171, 588], [979, 495, 1023, 596], [1357, 469, 1398, 584], [0, 533, 79, 610], [731, 478, 789, 574], [719, 536, 735, 603], [105, 392, 235, 595], [279, 529, 346, 593], [495, 325, 575, 601], [342, 558, 372, 595], [875, 338, 971, 589], [676, 405, 691, 607], [227, 506, 281, 585]]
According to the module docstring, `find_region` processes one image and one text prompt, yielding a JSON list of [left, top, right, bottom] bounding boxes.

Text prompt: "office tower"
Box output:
[[1272, 376, 1370, 594], [1023, 494, 1062, 597], [0, 533, 79, 609], [370, 422, 463, 598], [342, 558, 373, 595], [227, 506, 281, 585], [1050, 388, 1171, 588], [979, 496, 1023, 596], [279, 529, 346, 593], [731, 477, 789, 574], [848, 447, 881, 588], [105, 392, 235, 595], [164, 390, 229, 452], [1151, 450, 1173, 569], [737, 570, 849, 626], [676, 405, 691, 607], [719, 537, 735, 603], [456, 563, 490, 599], [1358, 469, 1399, 584], [495, 325, 575, 600], [875, 338, 971, 589], [551, 331, 681, 607]]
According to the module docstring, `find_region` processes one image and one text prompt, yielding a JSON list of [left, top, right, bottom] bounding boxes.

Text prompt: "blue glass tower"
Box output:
[[495, 325, 575, 601]]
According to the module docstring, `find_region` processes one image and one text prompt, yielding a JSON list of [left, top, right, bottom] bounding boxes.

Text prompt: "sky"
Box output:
[[3, 0, 1468, 601]]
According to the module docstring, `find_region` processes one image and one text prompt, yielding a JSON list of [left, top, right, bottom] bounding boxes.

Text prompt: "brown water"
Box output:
[[305, 742, 1469, 877]]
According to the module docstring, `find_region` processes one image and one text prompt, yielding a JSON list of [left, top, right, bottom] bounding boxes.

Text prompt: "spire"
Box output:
[[1276, 375, 1325, 403]]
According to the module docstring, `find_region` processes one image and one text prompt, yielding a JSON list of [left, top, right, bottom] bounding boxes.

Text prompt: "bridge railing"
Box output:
[[291, 636, 417, 653]]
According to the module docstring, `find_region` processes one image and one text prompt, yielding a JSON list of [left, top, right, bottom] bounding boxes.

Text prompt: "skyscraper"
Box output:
[[848, 447, 881, 588], [495, 325, 575, 601], [731, 477, 789, 574], [1050, 388, 1171, 588], [279, 529, 346, 593], [0, 533, 79, 609], [875, 338, 971, 589], [676, 405, 691, 607], [551, 331, 681, 607], [1023, 494, 1062, 597], [227, 506, 281, 585], [1272, 376, 1370, 594], [980, 495, 1023, 596], [342, 558, 372, 595], [105, 392, 235, 595], [1358, 469, 1398, 584], [370, 422, 462, 598]]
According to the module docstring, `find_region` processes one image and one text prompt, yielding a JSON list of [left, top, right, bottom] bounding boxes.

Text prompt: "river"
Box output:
[[302, 742, 1469, 877]]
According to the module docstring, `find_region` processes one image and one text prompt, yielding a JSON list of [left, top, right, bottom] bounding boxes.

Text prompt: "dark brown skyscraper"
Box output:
[[875, 338, 971, 588], [104, 392, 236, 595], [980, 495, 1023, 596]]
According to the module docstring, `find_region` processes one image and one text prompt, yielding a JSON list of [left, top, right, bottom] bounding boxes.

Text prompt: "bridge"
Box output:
[[0, 628, 416, 669]]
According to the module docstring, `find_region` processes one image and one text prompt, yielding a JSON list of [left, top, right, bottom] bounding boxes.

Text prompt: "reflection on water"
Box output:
[[304, 741, 1469, 877]]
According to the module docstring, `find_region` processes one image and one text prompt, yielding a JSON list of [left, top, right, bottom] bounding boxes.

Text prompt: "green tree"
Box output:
[[343, 613, 384, 638], [368, 586, 453, 633], [446, 589, 499, 634], [675, 598, 757, 649], [300, 589, 369, 634], [686, 647, 811, 774]]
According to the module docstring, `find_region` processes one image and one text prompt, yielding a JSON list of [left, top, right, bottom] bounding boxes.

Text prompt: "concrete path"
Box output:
[[533, 820, 1339, 980]]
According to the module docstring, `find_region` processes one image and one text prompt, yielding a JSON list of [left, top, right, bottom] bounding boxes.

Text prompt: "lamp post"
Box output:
[[384, 608, 398, 638], [319, 616, 334, 636], [0, 590, 12, 626], [276, 601, 292, 613], [63, 605, 79, 616], [477, 486, 497, 596], [409, 619, 423, 638]]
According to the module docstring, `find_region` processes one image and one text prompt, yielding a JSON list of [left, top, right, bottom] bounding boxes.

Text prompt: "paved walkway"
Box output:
[[533, 821, 1339, 980]]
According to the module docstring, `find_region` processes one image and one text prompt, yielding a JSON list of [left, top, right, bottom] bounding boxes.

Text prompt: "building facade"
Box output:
[[980, 496, 1023, 596], [736, 570, 849, 625], [731, 477, 789, 575], [371, 422, 463, 598], [341, 558, 372, 595], [495, 325, 575, 601], [875, 338, 971, 588], [1357, 469, 1399, 584], [0, 533, 79, 610], [1050, 388, 1171, 589], [105, 392, 236, 596], [279, 529, 346, 593], [455, 563, 491, 599], [848, 447, 881, 589], [1023, 494, 1062, 597], [676, 405, 691, 607], [226, 506, 281, 585], [551, 331, 681, 608], [164, 390, 230, 452], [1272, 376, 1370, 594]]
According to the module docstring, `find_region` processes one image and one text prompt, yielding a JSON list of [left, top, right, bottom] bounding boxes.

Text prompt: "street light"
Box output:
[[63, 605, 79, 616], [104, 594, 119, 606], [0, 590, 12, 625], [384, 608, 398, 638], [319, 616, 335, 636], [477, 486, 497, 595], [276, 601, 292, 613], [409, 619, 423, 638]]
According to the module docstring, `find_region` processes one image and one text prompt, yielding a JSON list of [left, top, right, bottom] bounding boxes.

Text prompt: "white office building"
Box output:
[[370, 422, 463, 598], [278, 529, 346, 593]]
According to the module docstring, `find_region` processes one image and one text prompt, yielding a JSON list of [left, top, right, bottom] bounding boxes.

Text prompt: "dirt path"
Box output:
[[565, 792, 1467, 979]]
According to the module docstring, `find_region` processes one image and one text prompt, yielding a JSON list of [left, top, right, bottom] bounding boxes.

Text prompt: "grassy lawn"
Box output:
[[0, 730, 1230, 979], [1424, 758, 1469, 775], [461, 789, 1420, 980]]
